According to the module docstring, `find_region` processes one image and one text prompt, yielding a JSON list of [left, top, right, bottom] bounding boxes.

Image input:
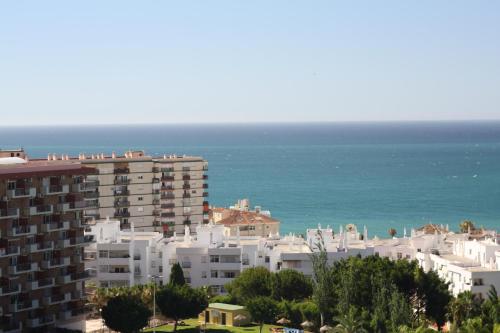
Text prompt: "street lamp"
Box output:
[[148, 274, 163, 333]]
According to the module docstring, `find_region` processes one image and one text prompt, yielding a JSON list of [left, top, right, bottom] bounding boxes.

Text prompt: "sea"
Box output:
[[1, 122, 499, 237]]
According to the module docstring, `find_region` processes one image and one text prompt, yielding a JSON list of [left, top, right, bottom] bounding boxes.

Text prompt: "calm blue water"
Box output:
[[1, 122, 499, 237]]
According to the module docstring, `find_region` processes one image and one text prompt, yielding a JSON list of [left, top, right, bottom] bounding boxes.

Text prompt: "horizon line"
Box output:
[[2, 119, 500, 127]]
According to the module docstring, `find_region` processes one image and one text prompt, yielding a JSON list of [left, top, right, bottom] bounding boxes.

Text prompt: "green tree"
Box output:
[[169, 262, 186, 286], [332, 306, 368, 333], [416, 270, 452, 330], [246, 296, 279, 333], [225, 267, 273, 303], [388, 228, 397, 237], [310, 231, 336, 325], [449, 291, 481, 327], [101, 295, 151, 333], [156, 284, 208, 333], [459, 220, 475, 233], [458, 317, 489, 333], [272, 269, 313, 301]]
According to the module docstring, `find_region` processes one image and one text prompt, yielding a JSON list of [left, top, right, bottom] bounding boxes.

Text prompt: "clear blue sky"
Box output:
[[1, 1, 499, 125]]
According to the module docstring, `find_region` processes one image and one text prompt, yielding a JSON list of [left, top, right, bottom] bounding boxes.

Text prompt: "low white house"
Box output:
[[85, 218, 163, 287]]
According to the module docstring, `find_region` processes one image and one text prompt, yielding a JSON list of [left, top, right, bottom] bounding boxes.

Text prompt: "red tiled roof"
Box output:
[[214, 208, 279, 226]]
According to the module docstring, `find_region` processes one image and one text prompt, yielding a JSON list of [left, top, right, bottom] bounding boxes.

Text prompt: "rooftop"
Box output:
[[214, 209, 279, 226], [208, 303, 245, 311]]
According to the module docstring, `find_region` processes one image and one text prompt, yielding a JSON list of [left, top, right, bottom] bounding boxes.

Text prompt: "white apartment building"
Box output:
[[88, 218, 500, 298], [85, 218, 163, 287]]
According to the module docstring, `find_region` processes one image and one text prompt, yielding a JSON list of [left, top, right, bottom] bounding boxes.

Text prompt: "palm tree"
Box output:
[[332, 308, 367, 333], [459, 220, 475, 233], [449, 291, 477, 326], [388, 228, 397, 238]]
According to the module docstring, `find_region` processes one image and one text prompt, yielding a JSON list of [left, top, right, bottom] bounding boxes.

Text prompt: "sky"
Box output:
[[0, 1, 499, 125]]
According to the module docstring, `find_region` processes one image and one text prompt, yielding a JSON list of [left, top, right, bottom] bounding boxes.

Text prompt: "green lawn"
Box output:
[[143, 318, 282, 333]]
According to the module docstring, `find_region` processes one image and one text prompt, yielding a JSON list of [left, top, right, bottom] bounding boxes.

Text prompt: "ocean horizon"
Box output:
[[1, 121, 499, 237]]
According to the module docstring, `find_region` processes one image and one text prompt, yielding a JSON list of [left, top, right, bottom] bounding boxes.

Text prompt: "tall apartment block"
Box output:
[[0, 153, 94, 332], [43, 150, 209, 235]]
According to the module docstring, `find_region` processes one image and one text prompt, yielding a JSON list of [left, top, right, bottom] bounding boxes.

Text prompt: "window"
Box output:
[[265, 256, 270, 263], [138, 197, 143, 201], [159, 266, 163, 273], [99, 250, 108, 258], [210, 255, 219, 263], [202, 271, 207, 278], [211, 271, 218, 278], [138, 175, 143, 180], [224, 272, 236, 278], [138, 207, 144, 212], [99, 265, 108, 273], [397, 253, 403, 259]]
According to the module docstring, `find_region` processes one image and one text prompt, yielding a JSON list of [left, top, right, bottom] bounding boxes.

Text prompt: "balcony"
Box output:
[[183, 193, 191, 198], [41, 256, 71, 269], [72, 181, 99, 192], [161, 194, 175, 200], [161, 203, 175, 209], [0, 208, 19, 220], [114, 167, 130, 174], [28, 204, 53, 215], [0, 284, 21, 296], [8, 262, 38, 274], [203, 184, 208, 189], [26, 315, 56, 328], [114, 178, 131, 185], [41, 221, 70, 232], [161, 185, 174, 191], [133, 254, 141, 260], [84, 191, 100, 199], [183, 220, 192, 225], [114, 200, 130, 208], [0, 245, 20, 257], [161, 212, 175, 218], [182, 175, 190, 180], [181, 261, 192, 268], [183, 184, 191, 190], [114, 190, 130, 196], [69, 235, 95, 246], [161, 175, 175, 181], [57, 239, 71, 249], [27, 277, 55, 290], [10, 299, 39, 312], [71, 270, 91, 281], [203, 175, 208, 180], [202, 192, 209, 197], [114, 211, 130, 218], [42, 184, 69, 195], [44, 292, 71, 305], [7, 187, 36, 199], [27, 241, 54, 253], [56, 201, 87, 212], [8, 225, 37, 236]]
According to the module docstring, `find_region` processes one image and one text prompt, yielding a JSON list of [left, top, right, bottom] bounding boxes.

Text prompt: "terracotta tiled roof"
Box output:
[[214, 208, 279, 226]]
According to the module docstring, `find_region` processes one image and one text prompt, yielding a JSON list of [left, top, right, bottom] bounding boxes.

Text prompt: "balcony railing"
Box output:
[[202, 184, 208, 189], [161, 203, 175, 209], [114, 211, 131, 218], [42, 221, 70, 232], [114, 200, 130, 208], [114, 178, 131, 185], [182, 175, 190, 180], [202, 192, 209, 197], [114, 190, 130, 196], [43, 184, 69, 195], [9, 225, 37, 236], [0, 284, 21, 295], [28, 205, 53, 215], [0, 245, 20, 257], [161, 194, 175, 200], [114, 167, 130, 174], [161, 185, 174, 191], [7, 187, 36, 198], [0, 208, 19, 219], [161, 212, 175, 218]]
